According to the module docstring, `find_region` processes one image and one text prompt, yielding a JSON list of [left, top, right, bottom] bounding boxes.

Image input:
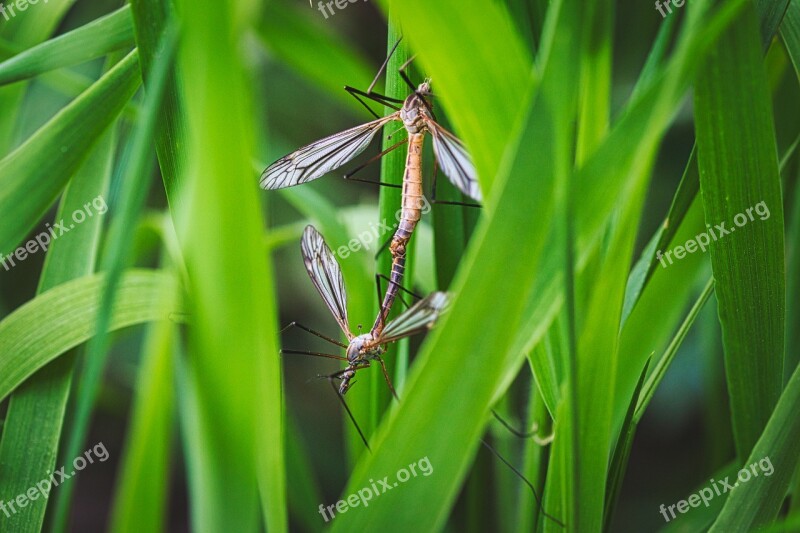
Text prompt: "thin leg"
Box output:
[[368, 37, 404, 93], [376, 273, 409, 310], [480, 438, 564, 528], [343, 138, 407, 187], [431, 161, 482, 209], [373, 232, 393, 260], [280, 321, 347, 348], [491, 409, 539, 438], [374, 356, 399, 401], [328, 378, 371, 452], [398, 55, 418, 92], [344, 86, 402, 119], [280, 349, 347, 362], [376, 273, 423, 304]]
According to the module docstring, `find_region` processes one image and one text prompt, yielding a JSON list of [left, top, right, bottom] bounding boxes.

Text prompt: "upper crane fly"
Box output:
[[260, 43, 480, 334]]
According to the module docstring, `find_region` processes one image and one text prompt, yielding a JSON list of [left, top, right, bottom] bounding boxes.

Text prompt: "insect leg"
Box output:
[[344, 85, 402, 119], [375, 273, 423, 310], [280, 321, 347, 348], [343, 138, 407, 187], [479, 438, 565, 528], [327, 377, 371, 452], [397, 54, 418, 92], [367, 37, 404, 94], [374, 355, 399, 401], [491, 410, 554, 444], [431, 160, 482, 209], [280, 349, 347, 362]]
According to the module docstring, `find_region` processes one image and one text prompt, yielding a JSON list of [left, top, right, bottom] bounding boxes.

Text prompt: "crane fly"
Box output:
[[284, 225, 449, 398], [260, 46, 479, 336]]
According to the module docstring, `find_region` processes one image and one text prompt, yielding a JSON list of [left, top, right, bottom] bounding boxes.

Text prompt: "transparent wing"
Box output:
[[378, 292, 450, 344], [425, 118, 482, 202], [261, 114, 398, 190], [300, 225, 353, 339]]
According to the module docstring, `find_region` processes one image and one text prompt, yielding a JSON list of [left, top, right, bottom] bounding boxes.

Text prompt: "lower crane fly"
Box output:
[[284, 225, 449, 399], [260, 41, 479, 336]]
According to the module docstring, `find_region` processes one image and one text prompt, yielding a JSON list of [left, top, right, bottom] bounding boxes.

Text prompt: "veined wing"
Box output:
[[300, 225, 353, 340], [378, 292, 450, 344], [425, 118, 482, 202], [261, 114, 398, 190]]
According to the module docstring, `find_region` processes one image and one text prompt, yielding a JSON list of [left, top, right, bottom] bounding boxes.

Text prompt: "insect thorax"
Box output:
[[401, 95, 428, 134], [346, 333, 385, 363]]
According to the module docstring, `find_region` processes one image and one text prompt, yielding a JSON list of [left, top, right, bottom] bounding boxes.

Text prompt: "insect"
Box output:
[[260, 44, 479, 335], [282, 225, 449, 399]]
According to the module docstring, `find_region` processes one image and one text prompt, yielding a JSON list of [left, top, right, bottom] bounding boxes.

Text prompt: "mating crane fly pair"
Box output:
[[260, 43, 482, 341], [262, 44, 564, 529]]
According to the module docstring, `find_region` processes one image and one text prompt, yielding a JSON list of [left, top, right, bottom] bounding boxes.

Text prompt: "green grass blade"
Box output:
[[572, 0, 746, 264], [0, 50, 141, 255], [603, 357, 651, 532], [694, 0, 785, 457], [176, 0, 286, 530], [783, 0, 800, 76], [285, 415, 324, 533], [624, 0, 789, 321], [709, 359, 800, 529], [575, 1, 612, 163], [634, 279, 715, 422], [109, 285, 178, 533], [0, 270, 180, 403], [130, 0, 187, 203], [0, 6, 134, 86], [0, 0, 76, 151], [49, 29, 177, 530], [786, 159, 800, 379], [0, 126, 115, 533]]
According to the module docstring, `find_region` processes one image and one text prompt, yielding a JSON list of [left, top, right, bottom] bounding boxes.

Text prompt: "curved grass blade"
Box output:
[[0, 6, 134, 86], [49, 28, 178, 531], [625, 0, 790, 317], [783, 0, 800, 76], [709, 359, 800, 530], [0, 49, 141, 255], [0, 270, 180, 403], [0, 125, 115, 533], [130, 0, 188, 204], [694, 0, 785, 457], [0, 0, 76, 151]]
